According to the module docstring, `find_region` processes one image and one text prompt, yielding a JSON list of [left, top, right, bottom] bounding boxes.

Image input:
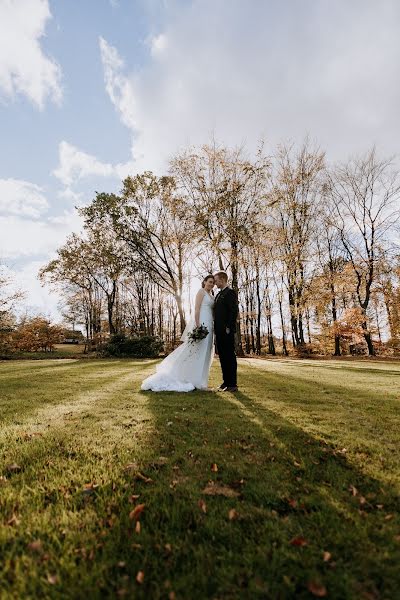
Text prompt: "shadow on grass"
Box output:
[[2, 361, 399, 599], [87, 379, 400, 599]]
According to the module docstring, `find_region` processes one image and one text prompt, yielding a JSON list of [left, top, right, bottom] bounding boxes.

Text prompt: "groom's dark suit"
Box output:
[[214, 286, 239, 388]]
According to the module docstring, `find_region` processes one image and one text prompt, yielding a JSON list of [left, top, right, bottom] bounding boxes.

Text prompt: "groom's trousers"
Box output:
[[215, 329, 237, 387]]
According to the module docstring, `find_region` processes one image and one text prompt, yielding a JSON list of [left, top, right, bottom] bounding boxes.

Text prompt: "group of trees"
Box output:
[[2, 139, 399, 357], [35, 138, 400, 357]]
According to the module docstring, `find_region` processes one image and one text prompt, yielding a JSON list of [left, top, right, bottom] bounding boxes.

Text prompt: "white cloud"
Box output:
[[0, 178, 49, 218], [98, 0, 400, 173], [99, 37, 137, 130], [0, 0, 62, 108], [0, 209, 82, 260], [53, 140, 135, 186]]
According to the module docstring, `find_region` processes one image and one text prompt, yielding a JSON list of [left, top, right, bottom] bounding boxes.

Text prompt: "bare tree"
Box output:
[[328, 148, 400, 355]]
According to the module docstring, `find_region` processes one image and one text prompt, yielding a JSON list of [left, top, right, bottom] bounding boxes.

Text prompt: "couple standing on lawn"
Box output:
[[141, 271, 239, 393]]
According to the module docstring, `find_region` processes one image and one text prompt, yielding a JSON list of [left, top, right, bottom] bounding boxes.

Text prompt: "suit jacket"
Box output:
[[214, 287, 239, 334]]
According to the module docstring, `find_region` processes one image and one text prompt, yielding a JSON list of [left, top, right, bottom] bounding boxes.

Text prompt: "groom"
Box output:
[[214, 271, 239, 392]]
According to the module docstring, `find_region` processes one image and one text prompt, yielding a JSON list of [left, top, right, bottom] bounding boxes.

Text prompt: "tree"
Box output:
[[271, 139, 325, 347], [328, 148, 400, 355], [81, 182, 193, 336]]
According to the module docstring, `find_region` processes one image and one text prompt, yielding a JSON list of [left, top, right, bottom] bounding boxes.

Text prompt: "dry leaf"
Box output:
[[129, 503, 145, 521], [136, 570, 144, 584], [117, 561, 126, 568], [384, 514, 394, 521], [289, 536, 307, 547], [135, 472, 153, 484], [307, 581, 327, 597], [198, 499, 207, 513], [164, 543, 172, 553], [323, 551, 332, 562], [135, 521, 141, 534], [47, 574, 59, 585], [7, 514, 20, 526], [288, 499, 297, 508], [349, 485, 358, 496], [228, 509, 239, 521], [27, 540, 43, 553], [211, 463, 218, 472], [6, 463, 22, 473], [168, 593, 176, 600], [202, 482, 240, 497]]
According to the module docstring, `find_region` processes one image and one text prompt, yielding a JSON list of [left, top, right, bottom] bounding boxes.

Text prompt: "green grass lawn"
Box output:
[[0, 358, 399, 599]]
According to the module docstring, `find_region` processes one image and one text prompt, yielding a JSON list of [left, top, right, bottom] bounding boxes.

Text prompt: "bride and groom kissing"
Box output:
[[141, 271, 239, 393]]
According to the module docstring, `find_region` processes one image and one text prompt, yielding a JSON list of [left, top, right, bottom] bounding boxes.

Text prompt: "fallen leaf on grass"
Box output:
[[289, 536, 307, 547], [169, 592, 176, 600], [211, 463, 218, 472], [287, 499, 298, 509], [129, 494, 140, 503], [198, 500, 207, 514], [228, 509, 239, 521], [117, 561, 126, 568], [323, 551, 332, 562], [202, 482, 240, 498], [135, 521, 141, 534], [27, 540, 43, 553], [135, 472, 153, 484], [47, 574, 59, 585], [129, 504, 145, 521], [124, 462, 139, 472], [384, 514, 394, 521], [7, 514, 20, 526], [6, 463, 22, 473], [307, 581, 327, 597], [0, 476, 7, 484], [136, 571, 144, 584], [82, 483, 99, 495]]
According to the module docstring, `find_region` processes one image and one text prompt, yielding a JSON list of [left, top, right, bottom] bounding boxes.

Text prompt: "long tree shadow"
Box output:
[[3, 361, 399, 599], [86, 378, 400, 600]]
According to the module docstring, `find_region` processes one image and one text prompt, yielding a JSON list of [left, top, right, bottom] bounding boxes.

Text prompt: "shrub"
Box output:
[[101, 334, 163, 358]]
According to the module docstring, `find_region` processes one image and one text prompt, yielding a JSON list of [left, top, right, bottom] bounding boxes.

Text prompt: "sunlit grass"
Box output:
[[0, 358, 399, 598]]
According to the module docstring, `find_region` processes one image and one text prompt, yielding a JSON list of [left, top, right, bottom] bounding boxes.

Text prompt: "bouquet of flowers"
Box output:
[[188, 324, 209, 344]]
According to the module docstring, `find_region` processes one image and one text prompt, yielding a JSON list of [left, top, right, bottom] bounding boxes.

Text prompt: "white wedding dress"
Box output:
[[141, 291, 215, 392]]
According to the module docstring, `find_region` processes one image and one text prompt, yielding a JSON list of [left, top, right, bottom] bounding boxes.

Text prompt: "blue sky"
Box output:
[[1, 0, 400, 318]]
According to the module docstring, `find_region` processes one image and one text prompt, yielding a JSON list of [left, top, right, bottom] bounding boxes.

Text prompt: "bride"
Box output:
[[141, 275, 215, 392]]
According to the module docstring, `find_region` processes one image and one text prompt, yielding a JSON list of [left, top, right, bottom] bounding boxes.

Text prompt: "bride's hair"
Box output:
[[202, 274, 215, 289]]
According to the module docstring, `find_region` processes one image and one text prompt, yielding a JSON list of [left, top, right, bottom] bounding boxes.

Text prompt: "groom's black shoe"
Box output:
[[217, 383, 227, 391], [222, 386, 238, 392]]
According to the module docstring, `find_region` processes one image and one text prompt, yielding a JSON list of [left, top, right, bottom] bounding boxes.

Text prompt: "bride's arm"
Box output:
[[194, 289, 205, 327]]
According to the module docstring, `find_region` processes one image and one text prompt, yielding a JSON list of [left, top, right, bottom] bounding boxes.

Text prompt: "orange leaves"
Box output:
[[136, 571, 145, 584], [228, 508, 239, 521], [210, 463, 218, 473], [307, 581, 327, 597], [198, 500, 207, 514], [129, 503, 145, 522], [289, 536, 308, 547]]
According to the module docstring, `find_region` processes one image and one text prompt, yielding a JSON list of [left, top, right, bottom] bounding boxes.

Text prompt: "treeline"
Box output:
[[36, 139, 400, 357]]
